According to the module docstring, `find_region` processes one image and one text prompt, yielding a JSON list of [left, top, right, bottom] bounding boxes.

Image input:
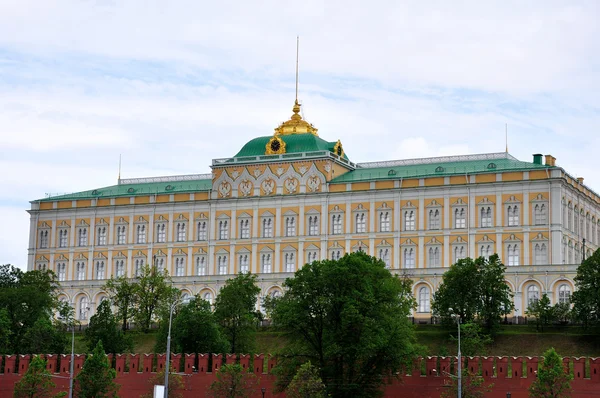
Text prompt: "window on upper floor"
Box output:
[[379, 248, 390, 268], [355, 212, 366, 233], [534, 243, 548, 265], [330, 249, 342, 261], [239, 254, 249, 273], [534, 204, 547, 225], [480, 244, 493, 259], [134, 258, 144, 277], [428, 247, 440, 268], [418, 286, 430, 313], [262, 218, 273, 238], [239, 219, 250, 239], [574, 207, 579, 234], [115, 260, 125, 278], [217, 255, 228, 275], [507, 244, 519, 266], [117, 226, 126, 245], [379, 211, 390, 232], [331, 214, 343, 235], [77, 228, 88, 247], [454, 207, 466, 229], [307, 250, 319, 263], [428, 209, 440, 230], [39, 230, 49, 248], [95, 260, 105, 280], [176, 223, 187, 242], [196, 256, 207, 276], [197, 221, 207, 241], [136, 225, 147, 244], [507, 205, 520, 227], [57, 262, 66, 281], [76, 261, 85, 281], [308, 215, 319, 236], [285, 216, 296, 237], [261, 253, 272, 273], [58, 229, 68, 248], [480, 207, 492, 228], [575, 244, 580, 264], [403, 247, 415, 268], [284, 252, 295, 272], [453, 245, 466, 263], [404, 210, 415, 231], [175, 258, 185, 276], [219, 220, 229, 240], [156, 223, 166, 243], [97, 227, 107, 245]]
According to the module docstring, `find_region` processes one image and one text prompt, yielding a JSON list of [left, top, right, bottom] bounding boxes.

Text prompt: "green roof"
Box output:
[[234, 133, 348, 159], [332, 153, 552, 183], [37, 178, 212, 202]]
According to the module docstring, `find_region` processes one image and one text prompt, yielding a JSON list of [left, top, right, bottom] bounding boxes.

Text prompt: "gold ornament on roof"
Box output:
[[273, 100, 319, 137], [333, 140, 344, 157]]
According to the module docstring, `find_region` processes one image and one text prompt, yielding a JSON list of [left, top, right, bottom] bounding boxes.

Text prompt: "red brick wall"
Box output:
[[1, 355, 599, 397]]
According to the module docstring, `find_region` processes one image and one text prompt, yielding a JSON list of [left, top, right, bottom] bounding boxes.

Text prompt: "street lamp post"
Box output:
[[261, 387, 266, 398], [68, 317, 75, 398], [449, 309, 461, 398], [164, 295, 190, 398]]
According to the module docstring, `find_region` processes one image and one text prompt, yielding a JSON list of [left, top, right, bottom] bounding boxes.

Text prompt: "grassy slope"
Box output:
[[68, 326, 600, 357]]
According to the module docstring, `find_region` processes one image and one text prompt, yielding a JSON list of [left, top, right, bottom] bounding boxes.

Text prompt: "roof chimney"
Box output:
[[577, 177, 584, 184], [544, 155, 556, 167], [533, 154, 543, 165]]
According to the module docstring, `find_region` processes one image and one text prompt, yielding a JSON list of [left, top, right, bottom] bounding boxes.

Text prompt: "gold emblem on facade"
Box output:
[[266, 136, 286, 155]]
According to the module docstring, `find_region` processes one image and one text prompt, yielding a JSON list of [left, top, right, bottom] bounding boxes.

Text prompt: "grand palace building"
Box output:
[[27, 100, 600, 323]]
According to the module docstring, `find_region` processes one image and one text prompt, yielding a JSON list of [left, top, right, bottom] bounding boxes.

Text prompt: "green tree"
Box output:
[[0, 308, 11, 354], [13, 355, 56, 398], [0, 265, 60, 354], [553, 301, 571, 325], [85, 300, 133, 354], [20, 316, 68, 354], [432, 255, 513, 333], [133, 264, 172, 333], [440, 369, 493, 398], [103, 276, 137, 331], [74, 341, 120, 398], [213, 273, 261, 354], [208, 363, 258, 398], [527, 294, 555, 332], [529, 347, 572, 398], [286, 361, 327, 398], [451, 323, 492, 356], [155, 296, 229, 353], [269, 251, 418, 398], [432, 258, 481, 323], [572, 248, 600, 327]]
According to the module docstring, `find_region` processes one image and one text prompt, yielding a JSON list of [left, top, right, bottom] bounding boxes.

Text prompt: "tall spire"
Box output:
[[295, 36, 299, 102], [505, 123, 508, 153]]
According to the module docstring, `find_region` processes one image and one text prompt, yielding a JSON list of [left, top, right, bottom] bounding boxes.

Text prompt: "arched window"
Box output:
[[203, 292, 213, 305], [78, 296, 89, 321], [418, 286, 430, 313], [558, 284, 571, 304], [527, 285, 539, 307]]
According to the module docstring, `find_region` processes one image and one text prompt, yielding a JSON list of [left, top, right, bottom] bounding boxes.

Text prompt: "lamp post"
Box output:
[[59, 303, 76, 398], [449, 309, 461, 398], [506, 392, 511, 398], [164, 295, 190, 398], [261, 387, 266, 398]]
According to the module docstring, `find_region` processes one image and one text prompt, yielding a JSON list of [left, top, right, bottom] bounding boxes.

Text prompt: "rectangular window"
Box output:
[[454, 208, 466, 229], [156, 224, 166, 243], [176, 223, 186, 242], [136, 225, 147, 244], [508, 205, 520, 226], [196, 257, 207, 276], [97, 227, 107, 245], [355, 213, 366, 233], [307, 251, 318, 263], [330, 250, 342, 260], [39, 230, 49, 248], [59, 229, 68, 248], [78, 229, 88, 247], [76, 262, 85, 280], [239, 254, 249, 273], [261, 253, 272, 273], [379, 212, 390, 232], [175, 258, 185, 276], [197, 221, 207, 241], [262, 218, 273, 238], [219, 220, 229, 240], [507, 244, 519, 266], [308, 215, 319, 236], [240, 219, 250, 239], [95, 260, 105, 279], [379, 248, 390, 268], [404, 211, 415, 231], [428, 209, 440, 230], [453, 246, 466, 263], [57, 263, 66, 281], [117, 226, 126, 245], [428, 247, 440, 267], [115, 260, 125, 278], [403, 248, 415, 268], [218, 255, 228, 275], [480, 207, 492, 228], [284, 252, 295, 272], [534, 204, 547, 225], [332, 214, 342, 235], [285, 217, 296, 237]]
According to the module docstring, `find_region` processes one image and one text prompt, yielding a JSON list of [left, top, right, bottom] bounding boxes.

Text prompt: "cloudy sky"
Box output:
[[1, 1, 598, 269]]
